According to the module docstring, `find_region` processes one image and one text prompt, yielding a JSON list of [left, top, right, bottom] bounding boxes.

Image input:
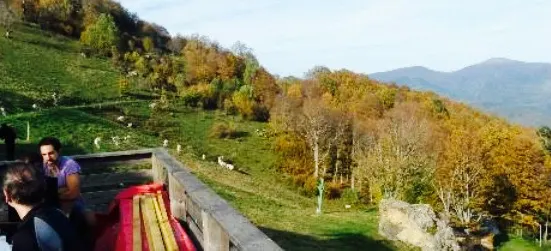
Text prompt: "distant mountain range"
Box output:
[[369, 58, 551, 127]]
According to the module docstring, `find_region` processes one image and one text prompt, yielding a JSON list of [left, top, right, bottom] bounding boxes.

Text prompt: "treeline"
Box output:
[[3, 0, 278, 121], [271, 67, 551, 232], [4, 0, 551, 234]]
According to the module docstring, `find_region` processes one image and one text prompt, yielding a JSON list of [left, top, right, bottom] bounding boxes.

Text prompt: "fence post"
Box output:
[[202, 211, 229, 251]]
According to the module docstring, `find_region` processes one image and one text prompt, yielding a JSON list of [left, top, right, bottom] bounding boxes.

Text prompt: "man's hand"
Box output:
[[46, 163, 60, 177]]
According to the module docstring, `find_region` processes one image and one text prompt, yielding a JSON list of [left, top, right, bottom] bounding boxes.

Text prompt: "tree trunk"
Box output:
[[540, 223, 543, 247], [351, 172, 355, 191], [545, 221, 548, 243], [368, 180, 374, 204], [26, 121, 30, 141], [314, 141, 319, 178]]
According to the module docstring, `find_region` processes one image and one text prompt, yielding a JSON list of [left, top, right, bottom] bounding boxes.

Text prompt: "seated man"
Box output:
[[3, 162, 82, 250], [38, 137, 95, 249], [38, 137, 94, 224]]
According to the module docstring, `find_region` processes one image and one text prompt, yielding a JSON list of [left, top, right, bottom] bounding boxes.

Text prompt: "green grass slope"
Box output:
[[0, 23, 119, 112]]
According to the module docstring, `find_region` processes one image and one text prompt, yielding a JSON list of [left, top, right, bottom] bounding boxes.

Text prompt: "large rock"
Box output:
[[379, 199, 437, 250], [379, 199, 461, 251]]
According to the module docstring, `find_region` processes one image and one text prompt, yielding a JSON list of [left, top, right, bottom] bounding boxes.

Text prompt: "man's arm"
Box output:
[[59, 174, 81, 200]]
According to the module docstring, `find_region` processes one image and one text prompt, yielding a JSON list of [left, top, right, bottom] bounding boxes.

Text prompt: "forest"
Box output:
[[2, 0, 551, 241]]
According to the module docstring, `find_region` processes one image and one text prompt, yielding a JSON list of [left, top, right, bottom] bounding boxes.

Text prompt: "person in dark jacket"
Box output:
[[2, 162, 83, 251], [0, 123, 16, 160]]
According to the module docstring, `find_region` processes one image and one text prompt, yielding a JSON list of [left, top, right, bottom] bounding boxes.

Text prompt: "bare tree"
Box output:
[[436, 128, 485, 225], [353, 102, 435, 201], [0, 0, 15, 37]]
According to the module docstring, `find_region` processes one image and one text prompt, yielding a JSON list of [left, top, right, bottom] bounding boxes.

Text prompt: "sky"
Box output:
[[117, 0, 551, 77]]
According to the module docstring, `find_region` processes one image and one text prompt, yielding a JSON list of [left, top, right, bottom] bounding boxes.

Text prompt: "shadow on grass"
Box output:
[[260, 227, 396, 251]]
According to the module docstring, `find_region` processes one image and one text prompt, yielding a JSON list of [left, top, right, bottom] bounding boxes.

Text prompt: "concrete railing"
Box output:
[[0, 148, 283, 251], [151, 148, 283, 251]]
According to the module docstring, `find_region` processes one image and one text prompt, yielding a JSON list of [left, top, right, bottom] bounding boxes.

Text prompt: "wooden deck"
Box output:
[[0, 148, 283, 251]]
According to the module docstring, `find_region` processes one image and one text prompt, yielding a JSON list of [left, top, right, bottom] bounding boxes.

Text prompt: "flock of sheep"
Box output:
[[1, 98, 237, 171]]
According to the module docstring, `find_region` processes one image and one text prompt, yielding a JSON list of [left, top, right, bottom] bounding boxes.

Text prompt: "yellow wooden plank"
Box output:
[[140, 196, 155, 251], [133, 196, 142, 251], [154, 192, 178, 251], [143, 194, 166, 251]]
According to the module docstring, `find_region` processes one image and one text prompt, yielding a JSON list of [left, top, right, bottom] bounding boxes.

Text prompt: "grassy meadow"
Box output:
[[0, 23, 546, 250]]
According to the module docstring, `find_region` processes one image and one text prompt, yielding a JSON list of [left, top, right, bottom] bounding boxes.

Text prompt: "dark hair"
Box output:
[[18, 152, 44, 174], [38, 137, 62, 152], [3, 163, 46, 206]]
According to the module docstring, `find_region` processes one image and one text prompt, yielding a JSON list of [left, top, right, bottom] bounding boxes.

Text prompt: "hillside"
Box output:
[[370, 58, 551, 127], [0, 23, 123, 113], [0, 24, 414, 251], [0, 11, 547, 251]]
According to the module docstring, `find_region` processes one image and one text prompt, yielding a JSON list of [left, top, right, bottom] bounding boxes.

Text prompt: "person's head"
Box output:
[[18, 152, 44, 174], [2, 163, 45, 207], [38, 137, 62, 165]]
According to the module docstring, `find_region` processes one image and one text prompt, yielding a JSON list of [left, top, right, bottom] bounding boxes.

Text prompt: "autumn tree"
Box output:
[[80, 13, 119, 55], [0, 0, 16, 33], [436, 125, 485, 225], [360, 102, 435, 202]]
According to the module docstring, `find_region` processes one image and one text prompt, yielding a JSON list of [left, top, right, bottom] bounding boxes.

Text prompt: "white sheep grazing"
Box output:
[[202, 154, 206, 160], [345, 205, 352, 209], [176, 144, 182, 153], [163, 139, 169, 147], [52, 92, 58, 106], [112, 136, 120, 146], [0, 107, 5, 117], [127, 123, 133, 128], [217, 156, 225, 167], [93, 137, 101, 149], [149, 102, 157, 109], [117, 116, 125, 122], [226, 164, 235, 170]]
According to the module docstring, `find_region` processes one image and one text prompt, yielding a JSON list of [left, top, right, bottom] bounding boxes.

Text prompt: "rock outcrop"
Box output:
[[379, 199, 460, 251]]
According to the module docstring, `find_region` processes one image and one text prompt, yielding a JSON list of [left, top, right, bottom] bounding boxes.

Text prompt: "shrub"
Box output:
[[80, 14, 119, 56], [340, 188, 360, 205], [325, 181, 342, 200], [209, 122, 239, 139]]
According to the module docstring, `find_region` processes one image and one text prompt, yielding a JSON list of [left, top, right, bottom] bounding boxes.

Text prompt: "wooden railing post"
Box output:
[[151, 149, 283, 251], [202, 211, 230, 251], [168, 172, 186, 220]]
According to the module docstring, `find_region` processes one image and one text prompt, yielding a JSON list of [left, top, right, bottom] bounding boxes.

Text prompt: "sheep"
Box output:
[[112, 136, 120, 146], [226, 163, 235, 170], [0, 107, 5, 117], [217, 156, 235, 170], [149, 102, 157, 109], [127, 123, 133, 128], [217, 156, 225, 166], [163, 139, 169, 147], [116, 116, 125, 122], [176, 144, 182, 153], [127, 70, 138, 77], [32, 104, 38, 109], [93, 137, 101, 149], [202, 154, 206, 160], [344, 205, 352, 209], [52, 92, 58, 106]]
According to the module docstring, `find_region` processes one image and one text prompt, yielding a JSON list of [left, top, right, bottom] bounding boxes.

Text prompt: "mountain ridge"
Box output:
[[370, 58, 551, 126]]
